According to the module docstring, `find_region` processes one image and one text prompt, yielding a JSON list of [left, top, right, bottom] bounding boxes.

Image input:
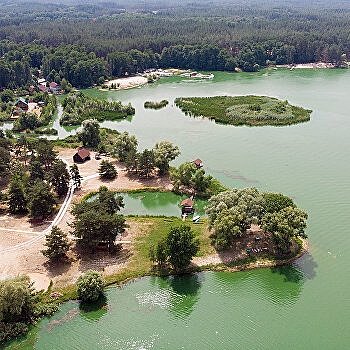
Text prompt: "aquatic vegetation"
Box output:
[[175, 95, 312, 126], [144, 100, 169, 110], [60, 92, 135, 126]]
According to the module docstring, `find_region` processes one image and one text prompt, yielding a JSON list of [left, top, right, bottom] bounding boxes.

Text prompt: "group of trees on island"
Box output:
[[206, 189, 308, 255], [61, 92, 135, 126]]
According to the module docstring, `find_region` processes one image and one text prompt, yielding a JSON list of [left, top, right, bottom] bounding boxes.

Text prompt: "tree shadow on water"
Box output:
[[293, 252, 318, 280], [154, 273, 203, 319], [79, 294, 108, 322]]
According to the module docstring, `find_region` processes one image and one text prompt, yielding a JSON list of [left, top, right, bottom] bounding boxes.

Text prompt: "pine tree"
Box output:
[[42, 226, 70, 261], [8, 176, 27, 214], [70, 164, 82, 189], [98, 160, 117, 180]]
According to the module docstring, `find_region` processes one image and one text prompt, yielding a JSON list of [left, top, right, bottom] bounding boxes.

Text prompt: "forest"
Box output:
[[0, 0, 349, 89]]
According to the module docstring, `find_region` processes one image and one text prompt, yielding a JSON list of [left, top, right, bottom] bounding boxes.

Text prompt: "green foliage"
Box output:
[[210, 210, 245, 250], [170, 162, 220, 198], [263, 192, 295, 214], [27, 180, 56, 219], [206, 188, 266, 249], [0, 146, 11, 177], [137, 149, 155, 178], [70, 164, 82, 188], [71, 187, 126, 250], [0, 276, 36, 342], [77, 271, 104, 303], [78, 119, 100, 148], [144, 100, 169, 110], [49, 160, 70, 197], [113, 131, 138, 162], [8, 176, 28, 214], [262, 206, 308, 254], [96, 186, 124, 214], [175, 96, 312, 126], [34, 138, 57, 170], [0, 1, 349, 91], [29, 159, 45, 182], [149, 239, 168, 266], [98, 160, 117, 180], [166, 225, 199, 270], [153, 141, 180, 175], [42, 226, 70, 261], [61, 92, 134, 126], [150, 224, 199, 270]]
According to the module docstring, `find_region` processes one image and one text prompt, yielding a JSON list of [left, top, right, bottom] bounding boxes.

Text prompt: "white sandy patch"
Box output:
[[104, 76, 148, 90]]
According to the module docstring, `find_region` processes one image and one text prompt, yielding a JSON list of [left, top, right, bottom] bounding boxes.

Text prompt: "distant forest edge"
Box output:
[[0, 0, 350, 89]]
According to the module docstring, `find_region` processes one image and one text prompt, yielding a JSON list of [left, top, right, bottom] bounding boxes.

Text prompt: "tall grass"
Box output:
[[175, 95, 312, 126]]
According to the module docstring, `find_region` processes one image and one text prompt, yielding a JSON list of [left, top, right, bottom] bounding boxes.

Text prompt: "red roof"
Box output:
[[181, 198, 194, 207], [49, 82, 59, 88], [193, 158, 203, 166], [38, 84, 47, 92], [76, 147, 90, 159]]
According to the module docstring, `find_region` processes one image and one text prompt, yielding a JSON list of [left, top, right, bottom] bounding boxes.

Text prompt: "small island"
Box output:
[[144, 100, 169, 110], [175, 95, 312, 126], [60, 92, 135, 126]]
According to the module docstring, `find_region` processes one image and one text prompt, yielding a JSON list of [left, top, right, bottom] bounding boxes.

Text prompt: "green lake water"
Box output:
[[88, 191, 207, 217], [5, 69, 350, 349]]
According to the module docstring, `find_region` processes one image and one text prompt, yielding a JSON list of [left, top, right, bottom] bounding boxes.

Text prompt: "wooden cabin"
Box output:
[[180, 198, 194, 214], [14, 98, 28, 112], [193, 158, 203, 168], [73, 147, 91, 163]]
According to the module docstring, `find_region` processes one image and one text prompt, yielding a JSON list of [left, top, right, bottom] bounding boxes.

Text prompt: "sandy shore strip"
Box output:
[[102, 76, 148, 90], [276, 62, 336, 69]]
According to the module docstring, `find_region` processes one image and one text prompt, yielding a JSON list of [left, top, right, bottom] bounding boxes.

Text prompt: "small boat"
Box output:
[[192, 215, 201, 223]]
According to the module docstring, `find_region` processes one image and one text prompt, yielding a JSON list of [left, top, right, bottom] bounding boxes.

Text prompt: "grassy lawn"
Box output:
[[175, 95, 312, 126], [58, 216, 213, 300]]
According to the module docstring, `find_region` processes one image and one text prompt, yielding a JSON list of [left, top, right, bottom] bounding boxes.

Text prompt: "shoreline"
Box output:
[[56, 236, 308, 302], [275, 62, 348, 69]]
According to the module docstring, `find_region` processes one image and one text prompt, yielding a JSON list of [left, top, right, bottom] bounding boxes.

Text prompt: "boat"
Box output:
[[180, 72, 214, 79], [192, 215, 201, 223]]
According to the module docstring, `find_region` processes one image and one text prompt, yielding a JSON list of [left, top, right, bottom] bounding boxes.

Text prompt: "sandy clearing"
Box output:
[[103, 76, 148, 90], [0, 148, 171, 288]]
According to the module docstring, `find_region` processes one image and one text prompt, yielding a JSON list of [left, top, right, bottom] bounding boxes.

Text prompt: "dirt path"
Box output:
[[0, 148, 171, 290]]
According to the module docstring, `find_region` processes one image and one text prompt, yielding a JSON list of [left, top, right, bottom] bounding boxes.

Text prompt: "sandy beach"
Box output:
[[276, 62, 336, 69], [103, 76, 148, 90]]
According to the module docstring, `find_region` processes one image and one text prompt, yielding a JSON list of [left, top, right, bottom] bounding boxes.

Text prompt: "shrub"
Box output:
[[77, 271, 104, 303]]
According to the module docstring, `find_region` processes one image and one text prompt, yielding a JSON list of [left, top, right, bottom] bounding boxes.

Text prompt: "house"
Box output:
[[193, 158, 203, 168], [38, 84, 48, 93], [49, 82, 61, 94], [14, 98, 28, 112], [180, 198, 194, 214], [73, 147, 91, 163], [38, 78, 46, 85]]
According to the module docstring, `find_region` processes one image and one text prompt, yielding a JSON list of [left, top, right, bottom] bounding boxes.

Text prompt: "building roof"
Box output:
[[49, 82, 59, 88], [14, 98, 28, 106], [180, 198, 194, 207], [76, 147, 90, 159], [193, 158, 203, 166], [38, 84, 48, 92]]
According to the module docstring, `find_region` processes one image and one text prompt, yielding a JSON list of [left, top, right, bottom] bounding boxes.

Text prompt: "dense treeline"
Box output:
[[0, 1, 349, 89]]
